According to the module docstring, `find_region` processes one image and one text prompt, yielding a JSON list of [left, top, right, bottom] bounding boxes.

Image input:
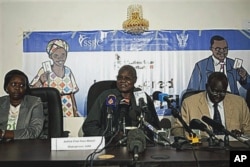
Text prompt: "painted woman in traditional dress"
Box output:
[[30, 39, 79, 117]]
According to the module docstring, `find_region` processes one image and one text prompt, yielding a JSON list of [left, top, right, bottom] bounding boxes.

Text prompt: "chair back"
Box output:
[[181, 90, 204, 105], [29, 87, 68, 139], [246, 89, 250, 110], [87, 80, 117, 115]]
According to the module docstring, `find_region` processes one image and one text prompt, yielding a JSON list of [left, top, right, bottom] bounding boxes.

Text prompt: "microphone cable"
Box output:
[[84, 126, 108, 167], [191, 145, 200, 167], [84, 118, 111, 167], [84, 139, 105, 167], [85, 120, 121, 167]]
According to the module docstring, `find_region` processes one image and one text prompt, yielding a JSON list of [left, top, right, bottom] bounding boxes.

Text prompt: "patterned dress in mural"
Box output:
[[30, 66, 79, 117]]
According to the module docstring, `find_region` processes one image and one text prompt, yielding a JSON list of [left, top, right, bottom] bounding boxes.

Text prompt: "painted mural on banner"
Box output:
[[23, 30, 250, 117]]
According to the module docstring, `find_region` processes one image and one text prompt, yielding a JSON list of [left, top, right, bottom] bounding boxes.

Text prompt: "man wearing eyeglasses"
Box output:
[[172, 72, 250, 138], [187, 35, 250, 95], [82, 65, 160, 142]]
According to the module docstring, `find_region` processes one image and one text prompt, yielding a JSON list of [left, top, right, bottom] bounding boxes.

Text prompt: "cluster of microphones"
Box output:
[[104, 91, 172, 160], [104, 91, 250, 161], [153, 91, 250, 148]]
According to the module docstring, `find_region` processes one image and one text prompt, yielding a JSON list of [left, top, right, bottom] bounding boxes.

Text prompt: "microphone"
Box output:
[[127, 129, 146, 161], [139, 97, 148, 111], [134, 91, 147, 107], [143, 120, 158, 134], [190, 119, 223, 147], [115, 136, 128, 146], [172, 109, 200, 144], [160, 118, 172, 130], [106, 94, 116, 112], [105, 94, 117, 134], [155, 118, 172, 145], [189, 119, 216, 137], [143, 120, 172, 145], [119, 98, 130, 137], [202, 116, 250, 147], [152, 91, 173, 108], [201, 116, 227, 134], [134, 90, 148, 115], [119, 99, 130, 115]]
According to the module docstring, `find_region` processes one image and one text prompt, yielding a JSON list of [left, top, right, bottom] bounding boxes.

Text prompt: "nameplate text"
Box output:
[[51, 137, 105, 150]]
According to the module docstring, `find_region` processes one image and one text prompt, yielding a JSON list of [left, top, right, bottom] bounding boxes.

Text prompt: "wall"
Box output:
[[1, 0, 249, 136]]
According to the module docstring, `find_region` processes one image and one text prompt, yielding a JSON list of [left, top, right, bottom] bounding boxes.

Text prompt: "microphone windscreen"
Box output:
[[139, 98, 147, 108], [171, 109, 179, 118], [160, 118, 171, 129], [106, 94, 116, 107], [159, 93, 169, 102], [134, 87, 141, 92], [120, 98, 130, 105], [119, 99, 130, 117], [152, 91, 161, 101], [189, 119, 207, 131], [201, 116, 224, 130], [119, 99, 130, 109], [127, 129, 146, 153], [134, 90, 147, 106]]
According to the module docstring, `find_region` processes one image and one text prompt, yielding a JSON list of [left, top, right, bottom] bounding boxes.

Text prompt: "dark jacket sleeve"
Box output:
[[82, 89, 119, 137], [146, 94, 160, 130], [82, 92, 106, 136]]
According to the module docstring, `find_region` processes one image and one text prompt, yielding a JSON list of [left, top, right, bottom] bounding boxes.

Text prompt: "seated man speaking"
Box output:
[[172, 72, 250, 139], [82, 65, 160, 143]]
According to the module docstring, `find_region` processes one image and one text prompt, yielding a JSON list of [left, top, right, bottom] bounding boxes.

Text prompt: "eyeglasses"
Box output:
[[212, 47, 228, 52], [116, 75, 134, 82], [208, 86, 227, 96]]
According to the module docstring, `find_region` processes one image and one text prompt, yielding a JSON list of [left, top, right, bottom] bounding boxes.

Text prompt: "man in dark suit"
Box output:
[[82, 65, 160, 142]]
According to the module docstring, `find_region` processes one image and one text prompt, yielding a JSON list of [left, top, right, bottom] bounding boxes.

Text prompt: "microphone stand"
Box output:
[[123, 117, 126, 136], [115, 121, 127, 146], [137, 104, 156, 145], [138, 110, 145, 129], [224, 134, 230, 147], [207, 134, 224, 148], [138, 104, 172, 146], [106, 111, 114, 137], [115, 112, 128, 146], [167, 101, 195, 150], [116, 118, 127, 146]]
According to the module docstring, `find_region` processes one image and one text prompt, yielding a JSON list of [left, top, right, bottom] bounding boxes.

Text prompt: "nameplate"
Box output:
[[51, 137, 105, 150]]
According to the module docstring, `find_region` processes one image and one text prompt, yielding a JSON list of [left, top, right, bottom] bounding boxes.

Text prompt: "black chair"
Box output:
[[181, 90, 204, 105], [29, 87, 69, 139], [87, 80, 117, 115], [246, 89, 250, 110]]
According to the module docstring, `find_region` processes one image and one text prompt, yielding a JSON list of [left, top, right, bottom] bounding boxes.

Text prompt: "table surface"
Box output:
[[0, 139, 249, 167]]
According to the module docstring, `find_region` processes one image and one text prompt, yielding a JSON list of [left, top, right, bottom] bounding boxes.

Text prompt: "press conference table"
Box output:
[[0, 139, 249, 167]]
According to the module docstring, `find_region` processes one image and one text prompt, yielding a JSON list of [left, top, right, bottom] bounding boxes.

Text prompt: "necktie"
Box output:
[[219, 62, 224, 73], [213, 103, 223, 135]]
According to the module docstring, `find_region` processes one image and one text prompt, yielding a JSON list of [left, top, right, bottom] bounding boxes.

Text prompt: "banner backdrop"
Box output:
[[23, 30, 250, 117]]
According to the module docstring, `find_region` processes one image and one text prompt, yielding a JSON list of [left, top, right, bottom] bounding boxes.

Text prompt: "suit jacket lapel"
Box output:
[[16, 102, 28, 128], [206, 56, 215, 72], [198, 92, 210, 117]]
